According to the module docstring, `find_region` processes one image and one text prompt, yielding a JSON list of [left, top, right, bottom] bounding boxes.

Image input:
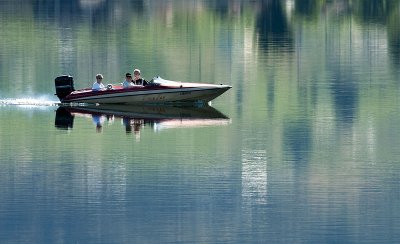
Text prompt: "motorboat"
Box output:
[[55, 75, 231, 104], [55, 104, 231, 132]]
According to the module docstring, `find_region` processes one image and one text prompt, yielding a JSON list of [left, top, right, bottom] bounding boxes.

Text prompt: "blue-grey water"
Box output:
[[1, 1, 400, 243]]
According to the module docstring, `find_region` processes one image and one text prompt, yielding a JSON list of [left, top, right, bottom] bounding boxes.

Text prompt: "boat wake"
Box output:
[[0, 98, 59, 107]]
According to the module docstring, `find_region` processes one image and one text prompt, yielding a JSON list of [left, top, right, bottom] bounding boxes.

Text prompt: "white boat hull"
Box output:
[[56, 76, 231, 105], [63, 85, 231, 104]]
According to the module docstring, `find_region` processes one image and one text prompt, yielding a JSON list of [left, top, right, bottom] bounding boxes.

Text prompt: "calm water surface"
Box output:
[[1, 1, 400, 243]]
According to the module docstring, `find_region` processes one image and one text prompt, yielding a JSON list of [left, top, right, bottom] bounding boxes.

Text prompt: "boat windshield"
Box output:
[[148, 76, 181, 86]]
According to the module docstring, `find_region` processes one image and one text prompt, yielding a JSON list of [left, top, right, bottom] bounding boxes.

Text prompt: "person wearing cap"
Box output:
[[133, 68, 148, 86], [122, 73, 135, 88], [92, 74, 105, 91]]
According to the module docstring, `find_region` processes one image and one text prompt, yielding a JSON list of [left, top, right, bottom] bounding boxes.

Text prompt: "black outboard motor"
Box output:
[[55, 75, 75, 101]]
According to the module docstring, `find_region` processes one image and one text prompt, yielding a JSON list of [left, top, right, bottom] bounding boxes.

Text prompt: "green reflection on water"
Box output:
[[1, 1, 400, 243]]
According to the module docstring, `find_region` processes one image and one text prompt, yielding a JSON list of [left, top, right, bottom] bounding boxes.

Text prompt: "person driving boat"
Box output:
[[122, 73, 134, 88]]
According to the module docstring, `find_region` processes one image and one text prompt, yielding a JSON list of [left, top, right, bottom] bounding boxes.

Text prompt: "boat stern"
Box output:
[[55, 75, 75, 101]]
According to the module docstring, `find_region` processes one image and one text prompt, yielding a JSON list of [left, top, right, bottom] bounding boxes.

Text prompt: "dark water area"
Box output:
[[1, 1, 400, 243]]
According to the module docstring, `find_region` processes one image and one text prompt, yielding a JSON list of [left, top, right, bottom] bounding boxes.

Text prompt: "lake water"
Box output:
[[1, 1, 400, 243]]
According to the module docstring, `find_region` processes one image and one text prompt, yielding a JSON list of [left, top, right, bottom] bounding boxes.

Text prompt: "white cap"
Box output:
[[133, 69, 140, 74]]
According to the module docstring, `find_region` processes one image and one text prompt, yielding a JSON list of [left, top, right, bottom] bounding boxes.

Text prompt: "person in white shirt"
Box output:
[[122, 73, 135, 88], [92, 74, 105, 91]]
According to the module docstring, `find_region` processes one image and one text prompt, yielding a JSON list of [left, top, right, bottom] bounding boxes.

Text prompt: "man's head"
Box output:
[[96, 74, 103, 82], [133, 69, 141, 78]]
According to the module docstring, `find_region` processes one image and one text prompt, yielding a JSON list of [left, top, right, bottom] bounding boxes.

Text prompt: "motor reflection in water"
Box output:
[[55, 104, 231, 137]]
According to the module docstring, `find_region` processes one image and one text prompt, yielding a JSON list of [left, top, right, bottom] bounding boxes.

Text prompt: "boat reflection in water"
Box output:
[[55, 104, 231, 136]]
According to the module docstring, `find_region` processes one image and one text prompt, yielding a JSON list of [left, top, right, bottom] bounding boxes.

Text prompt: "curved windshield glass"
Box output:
[[149, 76, 181, 86]]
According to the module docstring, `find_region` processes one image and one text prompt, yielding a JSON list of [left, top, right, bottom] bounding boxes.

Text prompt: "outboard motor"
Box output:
[[55, 75, 75, 101]]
